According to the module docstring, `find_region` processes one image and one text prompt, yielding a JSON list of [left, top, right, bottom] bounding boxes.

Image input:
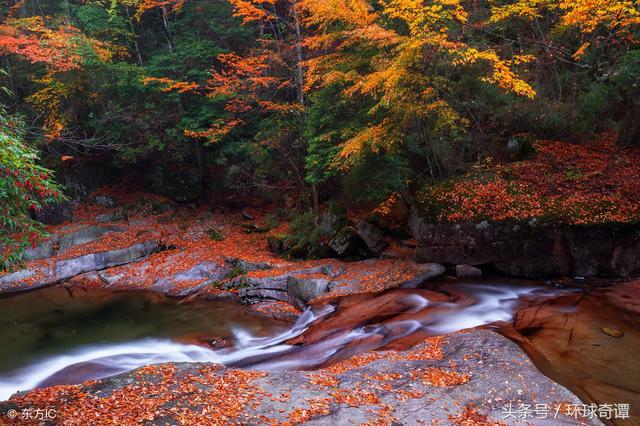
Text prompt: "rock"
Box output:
[[316, 241, 337, 259], [248, 301, 300, 322], [23, 240, 55, 261], [400, 263, 446, 288], [287, 276, 332, 304], [34, 202, 74, 225], [95, 196, 115, 208], [329, 226, 363, 257], [456, 264, 482, 278], [410, 212, 640, 278], [601, 327, 624, 338], [96, 209, 126, 223], [241, 208, 254, 220], [0, 240, 160, 294], [24, 225, 124, 261], [367, 192, 410, 231], [355, 220, 389, 256], [318, 204, 348, 239], [151, 261, 227, 296], [54, 241, 160, 280]]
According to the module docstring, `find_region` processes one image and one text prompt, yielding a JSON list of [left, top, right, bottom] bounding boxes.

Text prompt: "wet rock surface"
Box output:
[[505, 281, 640, 425]]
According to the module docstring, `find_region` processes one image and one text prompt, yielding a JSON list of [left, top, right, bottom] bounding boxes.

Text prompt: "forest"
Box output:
[[1, 0, 639, 425]]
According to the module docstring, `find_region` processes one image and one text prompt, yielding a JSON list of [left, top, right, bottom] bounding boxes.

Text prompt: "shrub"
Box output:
[[0, 108, 66, 271]]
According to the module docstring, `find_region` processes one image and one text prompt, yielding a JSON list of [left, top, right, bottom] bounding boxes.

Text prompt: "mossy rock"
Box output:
[[329, 226, 362, 256], [206, 228, 225, 241]]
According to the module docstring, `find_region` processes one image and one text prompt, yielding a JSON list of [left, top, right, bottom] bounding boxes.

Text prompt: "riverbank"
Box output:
[[0, 194, 637, 424], [0, 191, 443, 318]]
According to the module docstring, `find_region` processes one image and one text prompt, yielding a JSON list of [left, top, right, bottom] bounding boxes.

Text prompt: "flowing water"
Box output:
[[0, 279, 569, 400], [0, 285, 291, 400], [1, 278, 637, 419]]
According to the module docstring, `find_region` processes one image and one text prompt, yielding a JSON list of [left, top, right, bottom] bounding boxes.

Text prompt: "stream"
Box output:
[[1, 278, 638, 418]]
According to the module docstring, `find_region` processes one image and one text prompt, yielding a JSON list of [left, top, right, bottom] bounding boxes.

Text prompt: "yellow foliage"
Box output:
[[300, 0, 538, 167], [489, 0, 639, 58]]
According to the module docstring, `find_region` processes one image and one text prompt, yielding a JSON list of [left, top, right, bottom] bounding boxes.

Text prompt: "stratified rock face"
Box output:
[[24, 225, 123, 261], [410, 213, 640, 278]]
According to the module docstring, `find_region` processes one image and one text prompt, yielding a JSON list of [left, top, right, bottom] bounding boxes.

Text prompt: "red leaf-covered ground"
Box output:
[[421, 134, 640, 224]]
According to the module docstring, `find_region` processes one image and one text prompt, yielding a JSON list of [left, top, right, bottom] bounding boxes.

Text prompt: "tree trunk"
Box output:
[[618, 93, 640, 147], [292, 1, 305, 107], [125, 6, 144, 66], [159, 7, 175, 54]]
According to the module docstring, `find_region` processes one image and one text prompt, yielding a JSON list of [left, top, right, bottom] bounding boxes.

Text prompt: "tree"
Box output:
[[186, 0, 316, 210], [299, 0, 535, 189], [488, 0, 640, 145]]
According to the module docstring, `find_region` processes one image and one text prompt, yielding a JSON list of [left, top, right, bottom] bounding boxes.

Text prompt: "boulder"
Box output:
[[34, 202, 74, 225], [54, 241, 160, 280], [355, 220, 389, 256], [456, 264, 482, 278], [329, 226, 362, 256], [94, 196, 115, 208], [318, 205, 348, 239], [287, 276, 332, 304]]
